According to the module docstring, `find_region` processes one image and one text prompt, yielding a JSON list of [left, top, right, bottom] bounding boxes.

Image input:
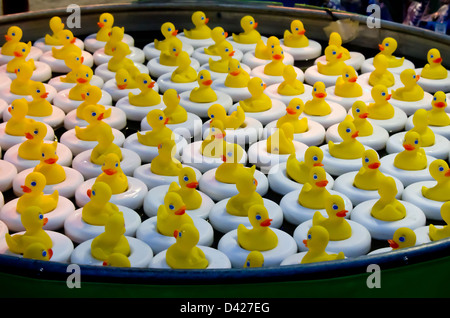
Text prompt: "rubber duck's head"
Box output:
[[40, 141, 58, 165], [208, 103, 226, 122], [197, 69, 213, 87], [175, 50, 191, 67], [208, 119, 226, 139], [328, 32, 342, 47], [81, 84, 102, 103], [115, 68, 132, 90], [163, 88, 181, 108], [325, 194, 348, 218], [164, 191, 186, 216], [217, 41, 235, 59], [101, 153, 122, 176], [388, 227, 416, 250], [29, 81, 49, 100], [341, 65, 358, 83], [112, 41, 131, 57], [235, 165, 258, 193], [282, 65, 298, 82], [24, 120, 47, 141], [136, 73, 156, 91], [191, 11, 209, 27], [161, 22, 178, 38], [312, 81, 327, 99], [146, 108, 169, 129], [83, 104, 106, 123], [337, 115, 359, 140], [74, 64, 93, 84], [12, 42, 30, 58], [102, 252, 131, 267], [243, 250, 264, 268], [379, 37, 397, 55], [285, 97, 304, 117], [324, 44, 343, 62], [59, 29, 76, 46], [64, 51, 84, 69], [361, 149, 380, 170], [351, 100, 369, 119], [227, 58, 245, 77], [308, 166, 329, 188], [402, 130, 421, 151], [23, 242, 53, 261], [98, 13, 114, 29], [248, 204, 272, 228], [290, 19, 306, 35], [173, 223, 200, 248], [210, 26, 227, 43], [371, 84, 391, 103], [5, 26, 22, 42], [428, 159, 450, 182], [167, 39, 182, 57], [427, 48, 443, 65], [21, 171, 46, 195], [247, 77, 266, 96], [87, 181, 112, 203], [8, 97, 28, 118], [178, 166, 199, 189], [266, 36, 281, 51], [270, 44, 284, 62], [411, 108, 431, 130], [104, 211, 126, 237], [49, 16, 64, 32], [399, 69, 420, 87], [241, 15, 257, 32], [372, 54, 389, 71], [221, 142, 243, 164], [20, 206, 48, 232], [303, 225, 329, 250], [432, 91, 447, 109], [304, 146, 324, 167], [14, 61, 33, 80], [109, 26, 124, 42], [377, 175, 398, 199]]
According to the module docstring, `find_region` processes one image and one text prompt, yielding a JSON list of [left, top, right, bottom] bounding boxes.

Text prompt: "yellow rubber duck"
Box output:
[[82, 181, 120, 226], [232, 15, 261, 44], [286, 146, 324, 185], [267, 122, 296, 155], [208, 41, 235, 74], [277, 64, 305, 96], [23, 242, 53, 261], [388, 227, 416, 250], [409, 108, 435, 147], [17, 171, 59, 214], [4, 206, 52, 255], [183, 11, 211, 40], [276, 98, 308, 134], [239, 77, 272, 112], [224, 58, 250, 88], [367, 84, 394, 120], [204, 27, 229, 56], [351, 101, 373, 137], [102, 252, 131, 267], [6, 42, 35, 74], [107, 42, 139, 76], [392, 69, 424, 102], [2, 26, 28, 56], [304, 81, 331, 116], [159, 39, 182, 67], [5, 98, 33, 136], [353, 149, 385, 191], [326, 32, 350, 61], [368, 54, 396, 88], [317, 44, 346, 76], [170, 51, 197, 83], [298, 166, 331, 209], [283, 19, 309, 48], [254, 36, 280, 60], [208, 103, 245, 130], [95, 153, 128, 194], [189, 70, 217, 103], [18, 120, 47, 160], [201, 119, 227, 158], [90, 124, 123, 165], [51, 29, 81, 60], [128, 73, 161, 106], [421, 48, 447, 79], [371, 176, 405, 221], [301, 225, 345, 264], [104, 26, 125, 56], [376, 37, 404, 68], [166, 223, 208, 269], [115, 68, 138, 90], [60, 51, 84, 83], [427, 91, 449, 126], [75, 104, 109, 141], [76, 85, 111, 120], [162, 89, 187, 124], [237, 204, 278, 251], [68, 64, 94, 101], [150, 138, 183, 176], [334, 65, 362, 98], [214, 142, 246, 184], [33, 141, 66, 185], [429, 201, 450, 241], [27, 81, 52, 117], [312, 194, 351, 241], [393, 131, 427, 171], [226, 165, 264, 217], [421, 159, 450, 201], [137, 109, 173, 147], [263, 44, 286, 76], [91, 211, 131, 261], [168, 166, 202, 210], [328, 116, 365, 159], [10, 62, 35, 96], [243, 250, 264, 268], [44, 16, 66, 46], [154, 22, 179, 52], [156, 191, 192, 237], [96, 13, 114, 42]]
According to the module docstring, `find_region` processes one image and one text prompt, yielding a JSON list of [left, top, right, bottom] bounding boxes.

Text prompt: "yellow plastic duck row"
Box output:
[[304, 82, 330, 116], [301, 225, 345, 264], [95, 153, 128, 194], [421, 48, 447, 79], [328, 115, 365, 159], [183, 11, 211, 40], [393, 131, 427, 171], [137, 109, 173, 147], [17, 171, 59, 214], [298, 166, 331, 209], [239, 77, 272, 112], [283, 19, 309, 48], [232, 15, 261, 44], [83, 181, 120, 226]]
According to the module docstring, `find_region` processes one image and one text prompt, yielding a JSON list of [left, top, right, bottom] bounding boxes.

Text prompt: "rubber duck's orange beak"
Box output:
[[48, 248, 53, 260], [148, 81, 156, 89], [298, 30, 306, 35], [314, 92, 326, 98], [315, 180, 328, 187], [403, 143, 415, 151], [224, 32, 229, 38], [434, 101, 446, 108], [260, 218, 272, 227], [336, 209, 348, 217], [164, 117, 169, 125], [7, 106, 11, 113], [445, 169, 450, 177], [13, 51, 23, 57], [81, 93, 86, 100], [263, 83, 267, 89], [44, 158, 58, 164], [337, 52, 343, 59], [97, 113, 104, 121], [87, 188, 92, 198], [253, 178, 258, 187], [76, 78, 88, 83], [70, 38, 76, 44], [97, 22, 105, 28], [43, 218, 48, 226], [415, 75, 420, 81], [173, 229, 179, 239], [358, 112, 369, 119], [253, 22, 258, 29], [368, 162, 381, 169], [205, 18, 210, 24], [221, 155, 227, 162], [202, 79, 213, 86], [286, 107, 297, 115], [25, 132, 33, 139], [230, 70, 241, 76], [174, 52, 179, 57], [303, 239, 308, 247], [433, 57, 443, 63], [385, 94, 392, 101], [388, 239, 399, 249], [351, 131, 359, 138], [378, 44, 384, 51], [103, 168, 117, 175], [4, 34, 11, 41], [21, 185, 31, 193], [273, 54, 283, 60], [186, 181, 199, 189], [348, 76, 357, 83], [229, 50, 235, 57], [40, 92, 49, 99], [80, 56, 85, 63], [175, 206, 186, 215], [117, 83, 127, 90], [172, 29, 179, 36], [313, 162, 324, 167]]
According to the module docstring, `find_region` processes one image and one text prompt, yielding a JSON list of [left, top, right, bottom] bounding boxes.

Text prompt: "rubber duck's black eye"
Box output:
[[255, 214, 261, 220], [11, 33, 15, 36], [143, 80, 148, 84], [34, 130, 38, 134], [168, 28, 172, 31], [92, 112, 96, 117], [36, 89, 40, 93], [439, 166, 444, 172], [414, 139, 419, 144], [169, 204, 174, 210], [115, 163, 118, 167], [332, 51, 336, 55], [39, 214, 43, 220], [399, 236, 405, 242], [308, 234, 312, 239], [31, 181, 37, 186], [246, 261, 250, 267], [210, 114, 214, 118], [381, 92, 386, 96], [332, 204, 338, 210], [313, 156, 318, 161], [346, 128, 351, 133], [92, 190, 96, 196], [178, 231, 182, 237], [365, 157, 369, 163], [41, 153, 44, 157], [313, 174, 318, 180], [42, 250, 47, 257], [124, 79, 127, 82], [159, 116, 163, 120], [385, 43, 389, 46], [183, 176, 189, 181], [430, 55, 434, 58]]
